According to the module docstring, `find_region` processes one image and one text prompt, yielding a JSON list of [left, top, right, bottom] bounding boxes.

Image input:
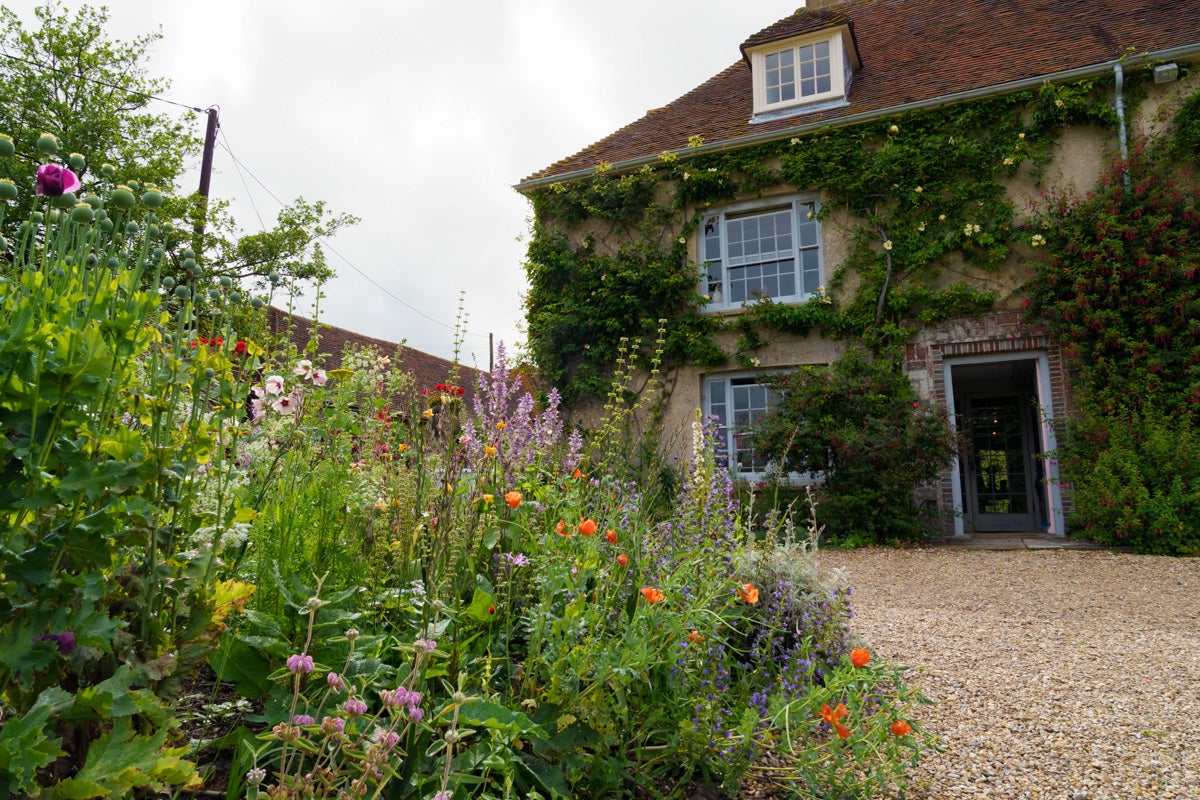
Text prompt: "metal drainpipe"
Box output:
[[1114, 62, 1132, 196]]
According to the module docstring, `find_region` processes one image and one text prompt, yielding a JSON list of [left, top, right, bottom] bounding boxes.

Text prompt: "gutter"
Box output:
[[515, 42, 1200, 193]]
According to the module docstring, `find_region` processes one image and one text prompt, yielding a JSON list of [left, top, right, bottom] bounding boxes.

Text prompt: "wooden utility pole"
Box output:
[[194, 106, 220, 252]]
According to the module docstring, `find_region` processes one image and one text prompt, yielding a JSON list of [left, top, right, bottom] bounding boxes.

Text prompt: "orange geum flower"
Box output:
[[605, 529, 617, 545], [890, 720, 912, 737], [640, 586, 665, 604], [736, 583, 759, 605], [850, 649, 870, 668], [504, 491, 521, 509]]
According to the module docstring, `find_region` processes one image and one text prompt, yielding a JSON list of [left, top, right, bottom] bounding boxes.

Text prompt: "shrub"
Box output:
[[753, 349, 958, 545], [1057, 411, 1200, 555]]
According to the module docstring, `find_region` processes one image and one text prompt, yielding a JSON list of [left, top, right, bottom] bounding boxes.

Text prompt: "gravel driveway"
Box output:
[[818, 548, 1200, 800]]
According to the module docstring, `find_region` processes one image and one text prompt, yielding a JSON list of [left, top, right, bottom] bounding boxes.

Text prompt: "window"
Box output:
[[748, 29, 853, 116], [706, 374, 778, 477], [700, 197, 822, 311]]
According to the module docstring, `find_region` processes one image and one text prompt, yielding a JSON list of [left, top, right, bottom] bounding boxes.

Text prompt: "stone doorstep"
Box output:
[[929, 533, 1109, 550]]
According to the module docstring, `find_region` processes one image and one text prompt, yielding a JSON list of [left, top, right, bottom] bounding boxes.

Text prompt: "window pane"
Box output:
[[801, 78, 816, 96], [800, 61, 814, 80], [815, 40, 830, 59], [781, 84, 796, 102], [765, 52, 779, 70], [767, 86, 780, 104], [817, 75, 831, 94], [779, 49, 794, 67]]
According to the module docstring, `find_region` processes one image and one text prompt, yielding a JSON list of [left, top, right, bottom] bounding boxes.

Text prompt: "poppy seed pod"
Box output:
[[70, 203, 94, 224], [141, 189, 163, 209], [0, 134, 14, 157], [110, 187, 135, 210], [0, 179, 17, 201], [68, 153, 86, 171], [36, 133, 59, 154]]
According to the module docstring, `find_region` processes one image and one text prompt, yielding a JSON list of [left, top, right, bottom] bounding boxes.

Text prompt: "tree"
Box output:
[[1, 2, 356, 297], [0, 2, 198, 217]]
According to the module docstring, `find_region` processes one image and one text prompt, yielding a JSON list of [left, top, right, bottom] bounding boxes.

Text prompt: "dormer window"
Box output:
[[746, 27, 856, 118]]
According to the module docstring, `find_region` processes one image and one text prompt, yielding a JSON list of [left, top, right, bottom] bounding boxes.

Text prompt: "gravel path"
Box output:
[[817, 548, 1200, 800]]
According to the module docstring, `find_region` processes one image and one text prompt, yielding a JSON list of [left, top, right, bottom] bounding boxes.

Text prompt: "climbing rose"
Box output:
[[35, 164, 81, 196], [850, 648, 871, 668]]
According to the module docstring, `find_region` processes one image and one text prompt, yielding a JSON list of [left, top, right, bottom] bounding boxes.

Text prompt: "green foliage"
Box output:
[[1056, 412, 1200, 556], [1027, 131, 1200, 420], [523, 80, 1119, 400], [753, 350, 958, 545], [1023, 88, 1200, 553], [0, 135, 257, 796]]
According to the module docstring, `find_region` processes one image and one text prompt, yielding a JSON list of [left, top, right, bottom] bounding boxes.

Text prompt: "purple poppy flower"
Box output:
[[35, 164, 81, 197], [38, 631, 75, 654]]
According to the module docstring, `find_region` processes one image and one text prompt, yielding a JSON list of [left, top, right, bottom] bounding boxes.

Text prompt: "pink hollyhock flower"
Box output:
[[311, 369, 328, 387], [250, 398, 266, 421], [35, 164, 81, 197], [265, 375, 285, 395], [250, 385, 265, 399], [273, 391, 301, 414], [292, 359, 314, 379]]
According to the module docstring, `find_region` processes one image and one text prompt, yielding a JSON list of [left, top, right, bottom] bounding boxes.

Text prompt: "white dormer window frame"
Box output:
[[748, 28, 852, 116]]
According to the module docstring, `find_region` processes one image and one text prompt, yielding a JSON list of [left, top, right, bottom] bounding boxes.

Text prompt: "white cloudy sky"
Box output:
[[10, 0, 792, 368]]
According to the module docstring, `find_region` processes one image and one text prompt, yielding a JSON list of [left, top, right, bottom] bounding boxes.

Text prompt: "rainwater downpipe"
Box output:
[[1113, 62, 1132, 196]]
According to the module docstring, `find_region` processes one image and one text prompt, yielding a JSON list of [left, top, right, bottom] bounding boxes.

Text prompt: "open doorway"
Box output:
[[951, 359, 1048, 532]]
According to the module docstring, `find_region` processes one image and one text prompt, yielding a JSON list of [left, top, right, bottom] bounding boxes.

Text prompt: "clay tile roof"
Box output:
[[739, 8, 853, 60], [519, 0, 1200, 187], [267, 306, 480, 400]]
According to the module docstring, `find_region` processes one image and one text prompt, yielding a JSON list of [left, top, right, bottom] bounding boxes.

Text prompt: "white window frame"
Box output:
[[748, 29, 850, 114], [699, 195, 823, 312]]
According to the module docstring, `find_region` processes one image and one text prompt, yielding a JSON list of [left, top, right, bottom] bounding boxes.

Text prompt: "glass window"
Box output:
[[699, 198, 822, 310], [706, 375, 778, 475]]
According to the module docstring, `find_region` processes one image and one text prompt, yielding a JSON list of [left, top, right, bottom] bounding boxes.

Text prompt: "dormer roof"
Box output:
[[739, 8, 860, 70], [518, 0, 1200, 189]]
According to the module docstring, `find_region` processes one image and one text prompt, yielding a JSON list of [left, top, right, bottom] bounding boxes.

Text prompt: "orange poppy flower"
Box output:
[[504, 491, 521, 509], [606, 529, 617, 545], [578, 519, 597, 536], [736, 583, 759, 605], [556, 520, 569, 536], [688, 630, 705, 643], [616, 553, 629, 567], [850, 649, 870, 668], [572, 468, 583, 480], [819, 703, 851, 739], [890, 720, 912, 737], [640, 586, 664, 604]]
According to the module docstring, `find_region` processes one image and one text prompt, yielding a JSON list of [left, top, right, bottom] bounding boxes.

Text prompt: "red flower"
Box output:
[[235, 340, 248, 355], [850, 649, 870, 668], [605, 529, 617, 545], [504, 491, 521, 509], [488, 605, 496, 615], [688, 630, 705, 643], [578, 519, 597, 536], [616, 553, 628, 567], [890, 720, 912, 737], [556, 519, 569, 537]]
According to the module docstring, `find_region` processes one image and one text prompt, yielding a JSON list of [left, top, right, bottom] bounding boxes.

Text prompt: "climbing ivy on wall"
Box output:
[[524, 78, 1120, 403]]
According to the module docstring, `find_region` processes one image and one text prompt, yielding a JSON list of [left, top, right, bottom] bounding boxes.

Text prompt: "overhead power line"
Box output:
[[215, 132, 488, 338], [0, 49, 207, 113]]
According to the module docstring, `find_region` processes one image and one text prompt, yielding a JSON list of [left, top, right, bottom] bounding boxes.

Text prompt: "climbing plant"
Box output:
[[524, 77, 1121, 403]]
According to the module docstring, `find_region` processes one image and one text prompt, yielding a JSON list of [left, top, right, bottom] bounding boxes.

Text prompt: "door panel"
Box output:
[[963, 395, 1036, 531]]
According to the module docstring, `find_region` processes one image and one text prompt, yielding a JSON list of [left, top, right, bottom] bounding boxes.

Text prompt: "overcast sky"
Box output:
[[10, 0, 793, 368]]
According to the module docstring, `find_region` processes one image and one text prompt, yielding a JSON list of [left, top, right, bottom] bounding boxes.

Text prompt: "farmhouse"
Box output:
[[517, 0, 1200, 536]]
